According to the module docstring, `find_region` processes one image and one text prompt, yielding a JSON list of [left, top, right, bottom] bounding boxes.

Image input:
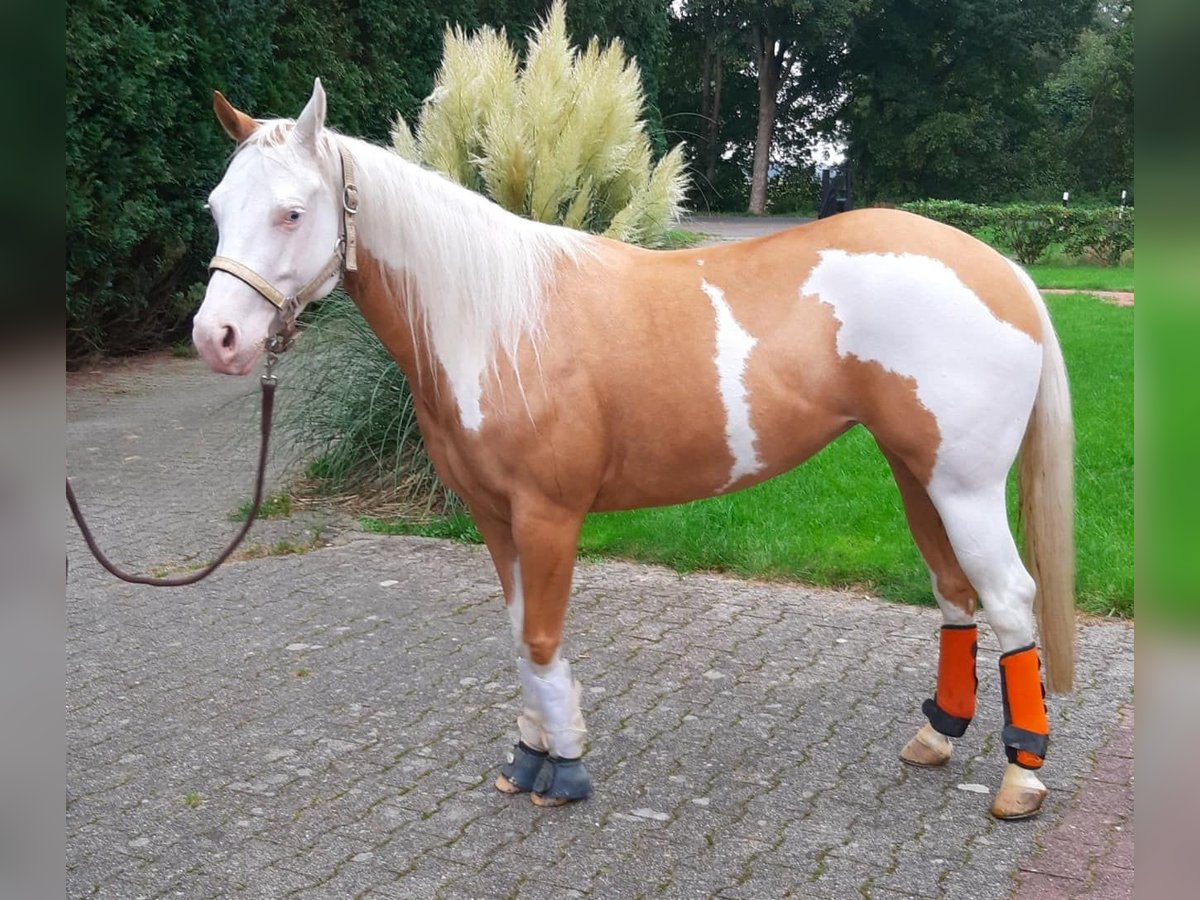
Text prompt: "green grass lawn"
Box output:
[[364, 297, 1133, 617], [1027, 264, 1134, 292]]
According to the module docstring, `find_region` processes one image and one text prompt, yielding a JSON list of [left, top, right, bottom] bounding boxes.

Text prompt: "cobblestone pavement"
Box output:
[[67, 356, 1134, 899]]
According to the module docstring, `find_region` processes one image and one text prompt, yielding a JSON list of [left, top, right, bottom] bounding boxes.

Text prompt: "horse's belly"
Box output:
[[590, 402, 851, 512]]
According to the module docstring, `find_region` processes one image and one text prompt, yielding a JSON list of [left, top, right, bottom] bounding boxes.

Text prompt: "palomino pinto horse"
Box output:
[[194, 81, 1075, 820]]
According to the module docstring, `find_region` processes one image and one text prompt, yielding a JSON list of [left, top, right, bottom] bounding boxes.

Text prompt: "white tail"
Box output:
[[1015, 268, 1076, 693]]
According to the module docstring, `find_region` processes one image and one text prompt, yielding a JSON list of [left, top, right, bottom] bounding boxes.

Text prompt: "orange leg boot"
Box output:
[[901, 624, 977, 767], [992, 643, 1050, 820]]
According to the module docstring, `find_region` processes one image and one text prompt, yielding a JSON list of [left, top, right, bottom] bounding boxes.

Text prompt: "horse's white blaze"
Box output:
[[700, 280, 764, 490], [801, 250, 1042, 494]]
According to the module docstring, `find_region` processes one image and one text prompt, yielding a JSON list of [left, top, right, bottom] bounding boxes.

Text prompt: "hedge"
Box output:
[[898, 199, 1134, 266]]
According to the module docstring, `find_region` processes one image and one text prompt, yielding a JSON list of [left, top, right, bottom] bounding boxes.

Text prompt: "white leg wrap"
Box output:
[[516, 656, 549, 752], [522, 656, 587, 759]]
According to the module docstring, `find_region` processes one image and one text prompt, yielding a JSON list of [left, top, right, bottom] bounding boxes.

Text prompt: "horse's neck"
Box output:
[[340, 250, 443, 405], [334, 139, 459, 410], [332, 135, 590, 431]]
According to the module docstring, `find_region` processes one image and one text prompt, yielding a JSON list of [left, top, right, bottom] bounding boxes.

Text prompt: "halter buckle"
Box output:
[[343, 183, 359, 215], [262, 334, 286, 384]]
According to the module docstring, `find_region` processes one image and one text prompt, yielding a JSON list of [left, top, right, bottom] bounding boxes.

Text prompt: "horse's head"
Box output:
[[193, 79, 345, 375]]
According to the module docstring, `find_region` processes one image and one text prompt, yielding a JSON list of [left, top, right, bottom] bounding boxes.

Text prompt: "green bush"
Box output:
[[898, 199, 1134, 266], [991, 204, 1072, 265], [392, 1, 688, 246], [1063, 207, 1135, 266], [895, 199, 993, 235]]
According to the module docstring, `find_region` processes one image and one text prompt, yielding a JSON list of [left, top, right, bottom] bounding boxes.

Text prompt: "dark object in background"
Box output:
[[819, 165, 853, 218]]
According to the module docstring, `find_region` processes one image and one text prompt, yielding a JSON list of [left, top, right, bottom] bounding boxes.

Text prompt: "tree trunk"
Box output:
[[748, 35, 787, 215], [705, 57, 723, 187]]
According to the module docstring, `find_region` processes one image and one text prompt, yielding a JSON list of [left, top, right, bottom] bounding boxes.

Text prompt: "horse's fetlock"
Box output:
[[524, 635, 560, 667]]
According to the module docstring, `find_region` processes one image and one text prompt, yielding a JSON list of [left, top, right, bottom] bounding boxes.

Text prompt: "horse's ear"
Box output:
[[294, 78, 327, 150], [212, 90, 257, 143]]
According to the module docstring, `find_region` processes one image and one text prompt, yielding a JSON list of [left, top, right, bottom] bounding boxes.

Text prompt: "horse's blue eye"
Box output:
[[288, 210, 302, 222]]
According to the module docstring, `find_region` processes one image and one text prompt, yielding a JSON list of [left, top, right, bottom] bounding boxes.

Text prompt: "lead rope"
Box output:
[[66, 348, 281, 587]]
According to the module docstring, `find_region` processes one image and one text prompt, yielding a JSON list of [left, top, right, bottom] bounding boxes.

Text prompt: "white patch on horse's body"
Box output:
[[328, 135, 590, 431], [800, 251, 1042, 495], [697, 259, 705, 267], [700, 280, 764, 490], [933, 584, 974, 627]]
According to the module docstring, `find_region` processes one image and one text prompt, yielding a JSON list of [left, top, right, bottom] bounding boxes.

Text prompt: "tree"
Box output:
[[661, 2, 858, 214], [743, 1, 858, 214], [659, 3, 758, 210], [843, 0, 1093, 203], [1035, 1, 1134, 199]]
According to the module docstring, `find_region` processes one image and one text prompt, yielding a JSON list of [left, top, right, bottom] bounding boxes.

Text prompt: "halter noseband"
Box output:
[[207, 142, 360, 348]]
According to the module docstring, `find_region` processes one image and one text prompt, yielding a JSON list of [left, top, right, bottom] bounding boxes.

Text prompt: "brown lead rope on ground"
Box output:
[[66, 376, 276, 587]]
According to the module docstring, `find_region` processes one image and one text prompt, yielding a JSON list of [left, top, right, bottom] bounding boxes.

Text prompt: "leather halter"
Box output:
[[207, 142, 360, 345]]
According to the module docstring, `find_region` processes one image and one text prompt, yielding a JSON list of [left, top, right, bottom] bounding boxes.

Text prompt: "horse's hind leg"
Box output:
[[882, 450, 980, 770], [482, 502, 592, 806], [926, 481, 1050, 820]]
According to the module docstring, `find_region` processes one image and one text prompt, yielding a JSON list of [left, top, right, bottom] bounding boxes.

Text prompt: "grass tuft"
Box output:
[[275, 298, 457, 513], [230, 491, 292, 522]]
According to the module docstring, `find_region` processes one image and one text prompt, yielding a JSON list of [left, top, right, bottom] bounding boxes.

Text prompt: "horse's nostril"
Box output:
[[221, 325, 236, 350]]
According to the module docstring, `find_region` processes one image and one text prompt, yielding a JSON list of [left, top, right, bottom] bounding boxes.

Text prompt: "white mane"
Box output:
[[243, 122, 591, 431]]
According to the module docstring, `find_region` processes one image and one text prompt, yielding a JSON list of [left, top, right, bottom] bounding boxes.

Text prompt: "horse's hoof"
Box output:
[[900, 723, 952, 768], [530, 756, 592, 806], [530, 792, 572, 807], [494, 774, 523, 794], [495, 741, 547, 795], [991, 763, 1047, 820]]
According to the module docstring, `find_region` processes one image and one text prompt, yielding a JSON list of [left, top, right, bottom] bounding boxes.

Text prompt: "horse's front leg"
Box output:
[[481, 503, 591, 806]]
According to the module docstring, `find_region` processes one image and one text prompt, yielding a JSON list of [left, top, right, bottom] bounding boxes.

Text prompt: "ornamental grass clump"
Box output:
[[277, 299, 457, 515], [392, 0, 688, 246]]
